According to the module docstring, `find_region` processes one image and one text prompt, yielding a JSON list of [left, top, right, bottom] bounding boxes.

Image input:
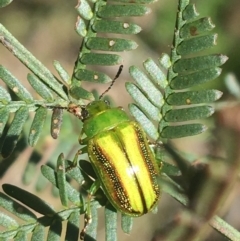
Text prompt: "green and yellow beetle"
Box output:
[[66, 67, 161, 238], [76, 100, 161, 216]]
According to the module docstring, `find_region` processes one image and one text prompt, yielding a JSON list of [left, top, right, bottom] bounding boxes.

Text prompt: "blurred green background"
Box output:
[[1, 0, 240, 240]]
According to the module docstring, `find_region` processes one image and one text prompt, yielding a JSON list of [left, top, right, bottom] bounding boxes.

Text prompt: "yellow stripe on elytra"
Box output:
[[94, 132, 144, 214], [117, 122, 158, 211]]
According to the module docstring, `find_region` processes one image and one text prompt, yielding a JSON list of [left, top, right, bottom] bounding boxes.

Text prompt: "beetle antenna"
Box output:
[[99, 65, 123, 100]]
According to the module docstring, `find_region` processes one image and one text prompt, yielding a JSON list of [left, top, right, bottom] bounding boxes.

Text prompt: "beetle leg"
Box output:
[[65, 141, 89, 171], [79, 128, 88, 145], [152, 142, 164, 169], [89, 179, 101, 195], [72, 150, 81, 167], [80, 210, 92, 240], [80, 180, 101, 239], [65, 147, 85, 172], [64, 151, 81, 172]]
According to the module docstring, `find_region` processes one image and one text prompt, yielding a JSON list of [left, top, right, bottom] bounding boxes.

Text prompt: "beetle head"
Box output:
[[81, 100, 110, 121]]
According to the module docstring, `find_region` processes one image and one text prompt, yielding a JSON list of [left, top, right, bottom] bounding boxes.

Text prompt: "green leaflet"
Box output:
[[170, 68, 222, 89], [128, 103, 159, 140], [28, 107, 48, 146], [80, 53, 122, 66], [69, 85, 94, 101], [51, 108, 63, 139], [121, 214, 133, 234], [56, 154, 68, 207], [0, 212, 18, 228], [177, 34, 217, 55], [182, 3, 199, 21], [14, 231, 27, 241], [41, 165, 83, 206], [75, 17, 87, 37], [1, 106, 29, 158], [143, 58, 168, 89], [126, 82, 161, 122], [180, 17, 215, 38], [105, 205, 117, 241], [86, 37, 138, 52], [31, 225, 45, 241], [173, 54, 228, 74], [0, 86, 11, 104], [97, 4, 150, 18], [92, 20, 141, 34], [0, 66, 33, 104], [167, 90, 222, 105], [76, 0, 93, 20], [161, 124, 207, 139], [27, 73, 55, 103], [164, 106, 214, 122], [53, 61, 71, 85], [129, 66, 164, 108], [75, 69, 112, 83]]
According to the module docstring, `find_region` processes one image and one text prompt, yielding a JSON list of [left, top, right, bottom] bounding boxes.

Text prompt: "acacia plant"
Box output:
[[0, 0, 239, 241]]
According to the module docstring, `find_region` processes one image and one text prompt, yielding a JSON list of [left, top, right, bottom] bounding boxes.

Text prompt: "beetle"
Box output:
[[79, 100, 161, 216], [66, 66, 161, 238], [71, 99, 162, 239]]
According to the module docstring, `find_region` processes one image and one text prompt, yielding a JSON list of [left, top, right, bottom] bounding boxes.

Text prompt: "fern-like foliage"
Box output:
[[124, 1, 231, 240], [0, 0, 236, 241], [70, 0, 154, 101], [125, 1, 237, 241], [0, 0, 153, 158], [0, 0, 158, 240], [126, 1, 227, 141]]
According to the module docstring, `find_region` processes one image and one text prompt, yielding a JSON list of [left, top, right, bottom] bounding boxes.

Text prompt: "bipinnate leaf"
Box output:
[[71, 0, 153, 100], [127, 0, 226, 141]]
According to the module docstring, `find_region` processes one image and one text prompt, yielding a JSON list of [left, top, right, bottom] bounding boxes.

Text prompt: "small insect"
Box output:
[[67, 66, 161, 238], [50, 65, 161, 239], [80, 99, 161, 212]]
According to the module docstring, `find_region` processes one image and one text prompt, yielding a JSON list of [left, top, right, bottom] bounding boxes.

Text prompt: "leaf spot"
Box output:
[[190, 26, 198, 36], [13, 86, 19, 93], [31, 129, 36, 134], [109, 40, 115, 47], [53, 128, 58, 134], [123, 23, 129, 29]]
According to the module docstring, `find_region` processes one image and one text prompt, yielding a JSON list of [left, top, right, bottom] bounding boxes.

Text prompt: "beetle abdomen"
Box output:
[[88, 121, 160, 216]]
